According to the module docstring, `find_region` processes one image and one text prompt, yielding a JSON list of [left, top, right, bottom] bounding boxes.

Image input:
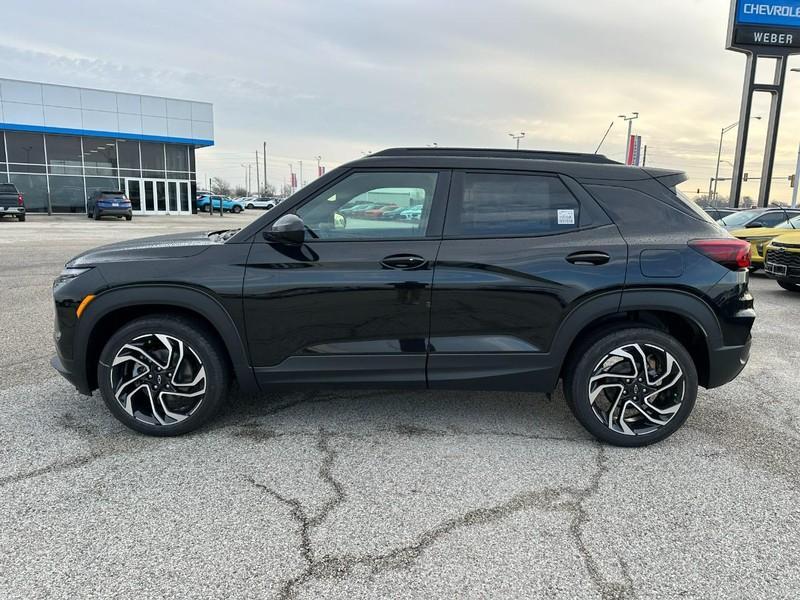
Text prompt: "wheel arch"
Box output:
[[554, 290, 720, 388], [77, 285, 258, 394]]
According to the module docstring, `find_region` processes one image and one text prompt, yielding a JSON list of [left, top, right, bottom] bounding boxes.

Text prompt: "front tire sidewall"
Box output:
[[97, 317, 229, 436], [566, 328, 698, 447]]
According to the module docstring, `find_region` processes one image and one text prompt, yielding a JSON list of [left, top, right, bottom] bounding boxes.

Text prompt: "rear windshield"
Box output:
[[0, 183, 17, 193]]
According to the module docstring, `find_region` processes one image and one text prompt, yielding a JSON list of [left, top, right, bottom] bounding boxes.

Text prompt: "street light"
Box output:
[[712, 116, 761, 202], [618, 113, 639, 163], [508, 132, 525, 150], [790, 69, 800, 207]]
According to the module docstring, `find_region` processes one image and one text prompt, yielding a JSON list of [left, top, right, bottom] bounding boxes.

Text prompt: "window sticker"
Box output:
[[557, 209, 575, 225]]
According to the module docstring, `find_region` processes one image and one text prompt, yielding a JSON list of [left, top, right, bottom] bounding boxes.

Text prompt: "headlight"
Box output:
[[53, 267, 92, 289]]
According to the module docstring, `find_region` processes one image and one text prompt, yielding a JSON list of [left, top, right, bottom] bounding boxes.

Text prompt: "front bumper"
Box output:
[[764, 247, 800, 283], [51, 354, 92, 395]]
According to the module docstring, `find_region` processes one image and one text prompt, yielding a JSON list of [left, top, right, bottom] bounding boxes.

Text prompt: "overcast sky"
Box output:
[[5, 0, 800, 201]]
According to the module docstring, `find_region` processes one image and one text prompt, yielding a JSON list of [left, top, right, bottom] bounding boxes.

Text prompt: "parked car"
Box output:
[[51, 147, 754, 447], [245, 197, 279, 210], [196, 195, 245, 213], [703, 207, 738, 221], [339, 202, 381, 216], [363, 204, 399, 219], [764, 231, 800, 292], [731, 214, 800, 269], [87, 190, 132, 221], [400, 205, 423, 220], [0, 182, 25, 221], [716, 207, 800, 231]]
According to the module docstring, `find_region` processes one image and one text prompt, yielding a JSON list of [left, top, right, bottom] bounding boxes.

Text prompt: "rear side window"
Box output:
[[445, 172, 580, 237]]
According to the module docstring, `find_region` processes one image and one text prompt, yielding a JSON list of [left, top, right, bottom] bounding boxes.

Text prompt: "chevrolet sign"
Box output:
[[728, 0, 800, 52]]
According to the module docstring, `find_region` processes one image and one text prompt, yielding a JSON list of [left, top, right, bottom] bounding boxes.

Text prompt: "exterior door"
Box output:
[[243, 170, 450, 388], [126, 178, 188, 214], [125, 179, 142, 212], [427, 170, 628, 390]]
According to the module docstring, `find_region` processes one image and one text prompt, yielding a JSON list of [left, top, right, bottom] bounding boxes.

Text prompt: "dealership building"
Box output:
[[0, 77, 213, 214]]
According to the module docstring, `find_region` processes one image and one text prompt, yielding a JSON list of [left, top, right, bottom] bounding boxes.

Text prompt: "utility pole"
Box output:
[[315, 155, 322, 178], [255, 151, 261, 195], [299, 161, 304, 189], [792, 142, 800, 208], [642, 145, 648, 167], [263, 141, 268, 192], [508, 132, 525, 150], [619, 113, 639, 164]]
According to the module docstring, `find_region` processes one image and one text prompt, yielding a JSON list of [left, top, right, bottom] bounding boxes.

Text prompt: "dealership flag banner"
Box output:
[[627, 135, 643, 166], [318, 165, 326, 177]]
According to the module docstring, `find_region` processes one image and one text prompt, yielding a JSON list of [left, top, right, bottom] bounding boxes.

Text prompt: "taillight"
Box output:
[[17, 194, 23, 206], [689, 239, 751, 270]]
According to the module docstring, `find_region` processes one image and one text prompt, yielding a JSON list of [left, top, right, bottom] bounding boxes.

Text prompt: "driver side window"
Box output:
[[295, 171, 438, 240]]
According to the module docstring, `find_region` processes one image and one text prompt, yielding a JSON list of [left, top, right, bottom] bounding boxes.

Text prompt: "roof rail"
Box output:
[[369, 147, 620, 165]]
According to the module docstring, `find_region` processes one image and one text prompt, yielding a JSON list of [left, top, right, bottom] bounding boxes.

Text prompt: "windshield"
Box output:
[[718, 209, 763, 227], [777, 215, 800, 229]]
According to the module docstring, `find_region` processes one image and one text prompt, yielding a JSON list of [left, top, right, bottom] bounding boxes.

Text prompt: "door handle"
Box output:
[[380, 254, 428, 270], [566, 251, 611, 266]]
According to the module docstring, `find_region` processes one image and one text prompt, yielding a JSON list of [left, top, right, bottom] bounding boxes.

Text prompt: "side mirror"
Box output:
[[263, 214, 305, 245], [745, 221, 764, 228]]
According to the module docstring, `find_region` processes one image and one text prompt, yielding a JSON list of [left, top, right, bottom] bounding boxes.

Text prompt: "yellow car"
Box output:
[[764, 231, 800, 292], [731, 214, 800, 269]]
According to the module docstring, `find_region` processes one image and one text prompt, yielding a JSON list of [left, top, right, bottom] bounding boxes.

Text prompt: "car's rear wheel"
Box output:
[[246, 203, 254, 209], [93, 208, 101, 220], [97, 316, 229, 436], [778, 280, 800, 292], [201, 204, 210, 213], [565, 328, 697, 447], [17, 214, 25, 222]]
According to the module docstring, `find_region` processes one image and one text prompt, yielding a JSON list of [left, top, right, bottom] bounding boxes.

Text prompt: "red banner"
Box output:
[[291, 172, 297, 188]]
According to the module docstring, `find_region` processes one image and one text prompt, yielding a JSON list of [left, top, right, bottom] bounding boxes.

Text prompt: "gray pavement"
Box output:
[[0, 214, 798, 599]]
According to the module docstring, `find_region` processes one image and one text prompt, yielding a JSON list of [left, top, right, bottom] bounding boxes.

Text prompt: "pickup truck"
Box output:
[[0, 183, 25, 221]]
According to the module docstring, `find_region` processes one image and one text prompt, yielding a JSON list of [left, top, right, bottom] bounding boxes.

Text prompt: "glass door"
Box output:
[[168, 181, 178, 212], [144, 180, 156, 212], [125, 179, 142, 212]]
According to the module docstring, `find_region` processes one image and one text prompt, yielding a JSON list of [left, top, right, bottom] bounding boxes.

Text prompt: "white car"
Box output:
[[245, 197, 280, 210]]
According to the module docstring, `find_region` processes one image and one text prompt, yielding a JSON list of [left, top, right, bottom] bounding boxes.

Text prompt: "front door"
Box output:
[[243, 170, 450, 388], [126, 179, 190, 215]]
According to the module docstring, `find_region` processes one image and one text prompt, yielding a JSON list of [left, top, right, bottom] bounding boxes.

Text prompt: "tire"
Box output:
[[17, 214, 25, 222], [232, 205, 242, 214], [564, 327, 698, 447], [125, 215, 132, 221], [201, 204, 210, 213], [778, 280, 800, 292], [93, 208, 101, 221], [97, 315, 230, 436], [246, 203, 254, 210]]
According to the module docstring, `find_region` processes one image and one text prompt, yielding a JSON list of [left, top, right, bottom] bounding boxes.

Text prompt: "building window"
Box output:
[[85, 176, 122, 200], [10, 173, 49, 212], [83, 137, 117, 176], [49, 175, 86, 213], [117, 139, 141, 178], [140, 142, 165, 178], [166, 144, 189, 178], [6, 132, 46, 173], [46, 135, 83, 175]]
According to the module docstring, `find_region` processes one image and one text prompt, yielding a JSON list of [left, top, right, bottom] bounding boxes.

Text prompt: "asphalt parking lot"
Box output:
[[1, 214, 798, 600]]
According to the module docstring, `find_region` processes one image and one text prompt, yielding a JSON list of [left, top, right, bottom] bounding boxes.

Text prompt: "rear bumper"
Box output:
[[706, 335, 752, 389], [97, 207, 132, 216], [0, 206, 25, 215]]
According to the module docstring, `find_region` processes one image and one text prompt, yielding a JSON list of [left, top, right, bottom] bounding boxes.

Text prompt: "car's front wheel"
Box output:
[[565, 328, 697, 447], [232, 205, 242, 214], [97, 316, 229, 436], [778, 280, 800, 292]]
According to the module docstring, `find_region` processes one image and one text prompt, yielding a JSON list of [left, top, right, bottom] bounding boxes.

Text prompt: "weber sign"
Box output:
[[728, 1, 800, 52]]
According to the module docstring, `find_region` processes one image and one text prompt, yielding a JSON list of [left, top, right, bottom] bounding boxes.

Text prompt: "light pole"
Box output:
[[712, 116, 761, 202], [508, 132, 525, 150], [315, 155, 322, 178], [790, 69, 800, 207], [618, 113, 639, 164]]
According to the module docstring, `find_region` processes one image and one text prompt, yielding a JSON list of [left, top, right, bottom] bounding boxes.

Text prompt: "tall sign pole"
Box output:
[[727, 0, 800, 207]]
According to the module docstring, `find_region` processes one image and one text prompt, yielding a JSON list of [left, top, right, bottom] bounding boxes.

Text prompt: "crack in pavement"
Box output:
[[247, 435, 635, 600]]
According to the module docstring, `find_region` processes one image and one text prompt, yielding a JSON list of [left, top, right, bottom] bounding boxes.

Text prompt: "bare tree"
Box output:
[[280, 183, 293, 197], [233, 186, 247, 197], [210, 177, 232, 196], [261, 182, 278, 197]]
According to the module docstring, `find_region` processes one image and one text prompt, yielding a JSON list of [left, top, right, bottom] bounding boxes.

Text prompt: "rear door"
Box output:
[[243, 169, 450, 387], [428, 170, 628, 390]]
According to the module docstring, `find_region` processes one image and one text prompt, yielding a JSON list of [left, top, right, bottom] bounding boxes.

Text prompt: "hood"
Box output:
[[770, 231, 800, 246], [67, 230, 224, 267], [731, 226, 790, 239]]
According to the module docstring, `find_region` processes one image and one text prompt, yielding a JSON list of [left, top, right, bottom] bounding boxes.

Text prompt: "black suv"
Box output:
[[52, 148, 755, 446], [87, 190, 133, 220]]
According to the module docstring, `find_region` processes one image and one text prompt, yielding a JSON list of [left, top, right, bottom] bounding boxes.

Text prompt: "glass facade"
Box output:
[[0, 130, 197, 214]]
